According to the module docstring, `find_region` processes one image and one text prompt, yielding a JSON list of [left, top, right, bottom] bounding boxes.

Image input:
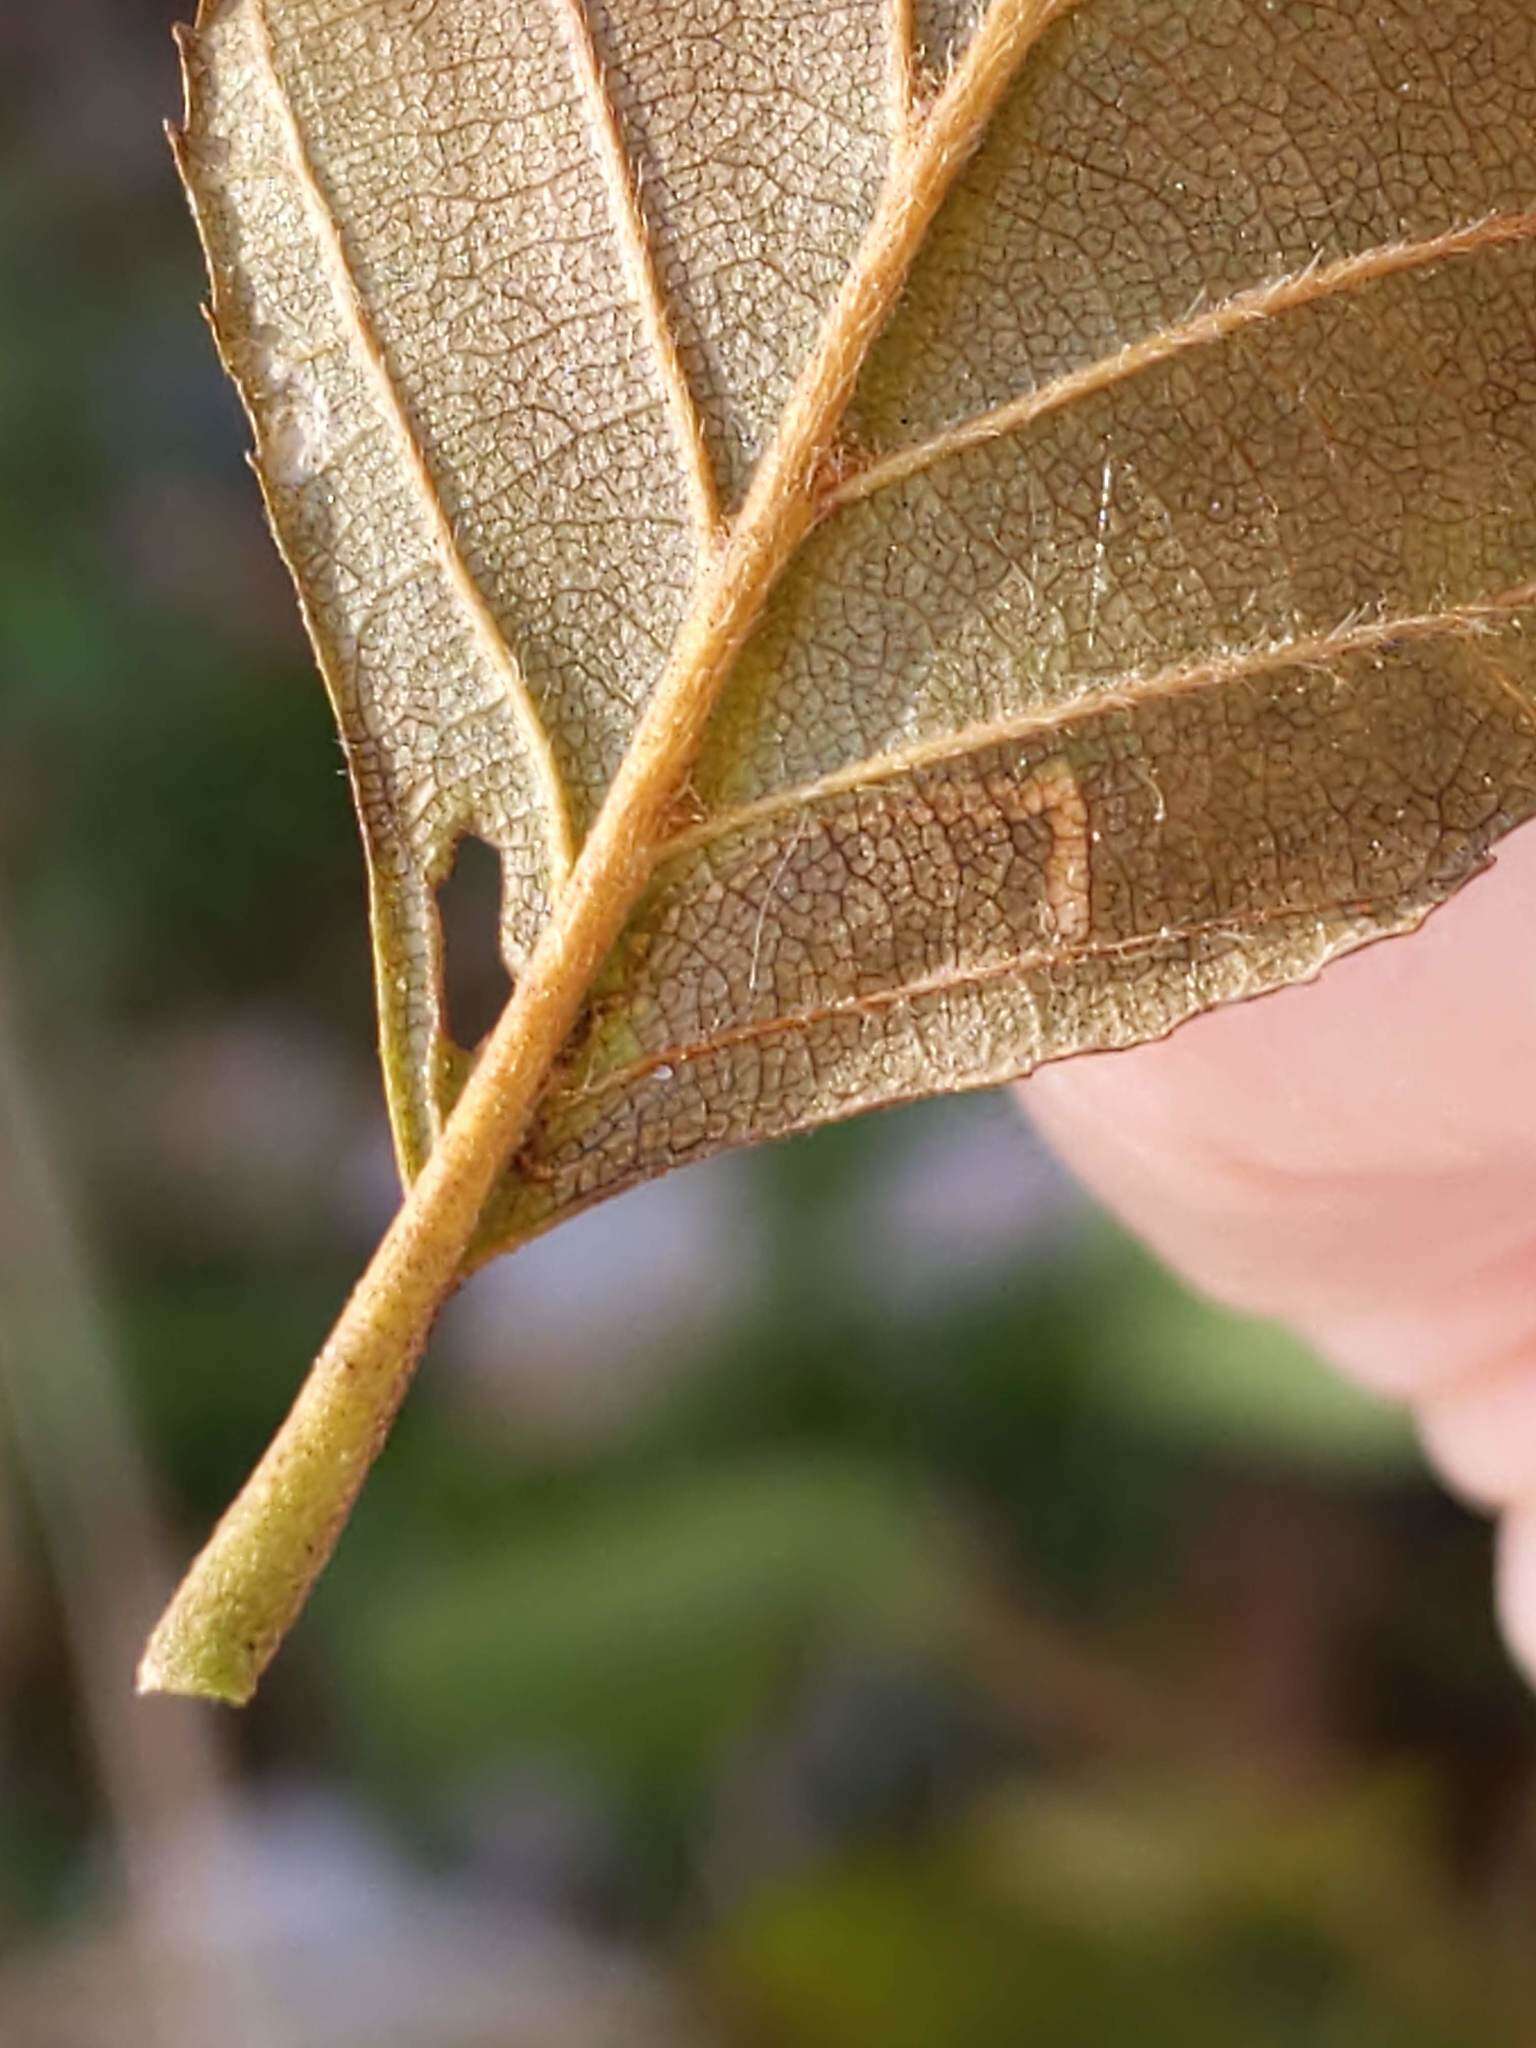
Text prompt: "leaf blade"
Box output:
[[147, 0, 1076, 1700]]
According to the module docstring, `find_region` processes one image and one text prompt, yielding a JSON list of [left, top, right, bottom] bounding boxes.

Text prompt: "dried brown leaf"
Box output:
[[146, 0, 1536, 1698]]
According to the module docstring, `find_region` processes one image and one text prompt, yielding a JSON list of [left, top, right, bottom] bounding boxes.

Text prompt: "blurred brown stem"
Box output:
[[0, 932, 277, 2046]]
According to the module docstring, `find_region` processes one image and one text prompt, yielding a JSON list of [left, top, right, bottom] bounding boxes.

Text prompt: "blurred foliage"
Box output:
[[2, 5, 1536, 2044], [711, 1775, 1536, 2048], [336, 1457, 944, 1794]]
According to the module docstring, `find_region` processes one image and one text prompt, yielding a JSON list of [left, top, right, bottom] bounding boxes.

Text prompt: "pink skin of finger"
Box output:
[[1021, 818, 1536, 1685]]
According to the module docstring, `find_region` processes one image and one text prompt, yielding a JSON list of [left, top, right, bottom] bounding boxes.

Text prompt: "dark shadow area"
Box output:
[[437, 835, 510, 1050]]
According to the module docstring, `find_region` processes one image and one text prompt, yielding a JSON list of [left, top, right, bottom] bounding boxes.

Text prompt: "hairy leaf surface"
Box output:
[[176, 0, 1536, 1252]]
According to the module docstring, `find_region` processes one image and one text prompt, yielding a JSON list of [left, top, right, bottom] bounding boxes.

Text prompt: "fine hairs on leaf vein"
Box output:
[[143, 0, 1536, 1701]]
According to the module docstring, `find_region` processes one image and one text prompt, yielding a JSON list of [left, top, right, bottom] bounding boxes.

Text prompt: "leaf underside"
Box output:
[[177, 0, 1536, 1253]]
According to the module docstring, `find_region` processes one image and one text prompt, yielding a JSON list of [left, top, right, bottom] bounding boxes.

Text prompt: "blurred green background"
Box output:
[[4, 6, 1536, 2044]]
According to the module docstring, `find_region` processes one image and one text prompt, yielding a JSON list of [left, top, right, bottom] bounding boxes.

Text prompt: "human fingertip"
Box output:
[[1494, 1507, 1536, 1694], [1416, 1355, 1536, 1514]]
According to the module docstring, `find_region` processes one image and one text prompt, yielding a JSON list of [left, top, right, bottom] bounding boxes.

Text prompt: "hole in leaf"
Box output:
[[436, 835, 510, 1049]]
